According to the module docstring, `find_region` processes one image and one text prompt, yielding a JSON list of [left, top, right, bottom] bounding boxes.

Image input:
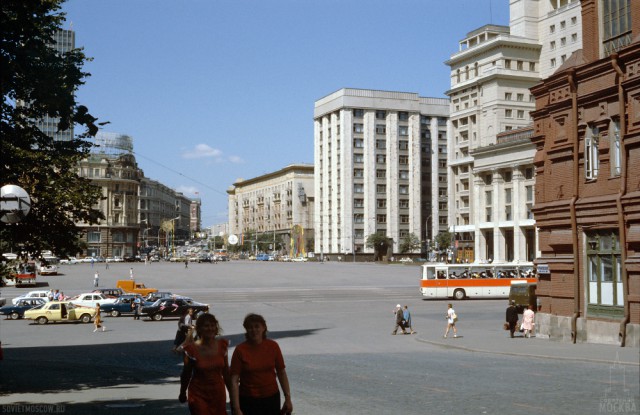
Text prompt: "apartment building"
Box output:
[[314, 88, 449, 258], [446, 0, 582, 263], [227, 164, 315, 255], [530, 0, 639, 346]]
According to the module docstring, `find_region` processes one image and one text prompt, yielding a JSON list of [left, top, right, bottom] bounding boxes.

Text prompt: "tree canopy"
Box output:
[[399, 232, 421, 254], [1, 0, 105, 259]]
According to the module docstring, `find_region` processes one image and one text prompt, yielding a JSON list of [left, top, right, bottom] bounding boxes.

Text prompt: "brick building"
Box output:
[[530, 0, 639, 346]]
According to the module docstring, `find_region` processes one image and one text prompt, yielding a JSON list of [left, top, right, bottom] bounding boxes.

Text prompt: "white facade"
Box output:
[[314, 88, 449, 256], [227, 164, 315, 252], [446, 0, 581, 262]]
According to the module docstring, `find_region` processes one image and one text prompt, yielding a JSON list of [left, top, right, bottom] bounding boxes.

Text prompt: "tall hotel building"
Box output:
[[37, 29, 76, 141], [314, 88, 449, 257], [446, 0, 582, 263]]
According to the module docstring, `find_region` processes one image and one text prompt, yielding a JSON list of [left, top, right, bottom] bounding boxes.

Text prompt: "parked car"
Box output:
[[1, 298, 47, 319], [100, 294, 148, 317], [68, 292, 117, 308], [291, 256, 308, 262], [11, 290, 50, 305], [59, 257, 79, 265], [116, 280, 157, 296], [141, 298, 209, 321], [144, 291, 186, 303], [24, 301, 96, 324], [256, 253, 270, 261], [95, 288, 125, 298], [38, 264, 58, 275]]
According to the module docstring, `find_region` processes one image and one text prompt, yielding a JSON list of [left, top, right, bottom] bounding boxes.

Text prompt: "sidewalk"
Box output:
[[416, 331, 640, 366]]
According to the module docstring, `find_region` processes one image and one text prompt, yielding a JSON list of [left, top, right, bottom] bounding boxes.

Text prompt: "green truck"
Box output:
[[509, 280, 537, 314]]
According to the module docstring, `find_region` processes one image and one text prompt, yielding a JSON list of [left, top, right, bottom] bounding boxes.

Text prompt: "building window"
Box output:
[[505, 109, 513, 118], [503, 170, 512, 183], [505, 205, 512, 221], [611, 120, 621, 177], [399, 170, 409, 180], [376, 110, 386, 120], [377, 199, 387, 208], [524, 167, 534, 180], [354, 153, 364, 163], [399, 126, 409, 136], [354, 214, 364, 224], [399, 185, 409, 195], [529, 62, 535, 71], [484, 174, 492, 185], [376, 169, 386, 178], [398, 112, 409, 121], [561, 37, 566, 46], [571, 33, 578, 43], [516, 60, 523, 70], [587, 230, 623, 315], [399, 140, 409, 150], [376, 184, 386, 194], [505, 92, 512, 101], [354, 199, 364, 208], [376, 139, 386, 150], [353, 109, 364, 118], [517, 110, 525, 119], [376, 154, 386, 164], [399, 199, 409, 209], [376, 124, 386, 134], [353, 123, 364, 133], [398, 155, 409, 165], [354, 168, 364, 178], [354, 138, 364, 148], [400, 215, 410, 224], [354, 184, 364, 193], [585, 125, 600, 180], [517, 93, 524, 101], [504, 59, 511, 69], [550, 24, 555, 34], [88, 231, 101, 243], [485, 207, 492, 222], [561, 54, 567, 63], [571, 16, 577, 25], [550, 40, 556, 50], [560, 20, 566, 30], [377, 214, 387, 224], [551, 58, 556, 67]]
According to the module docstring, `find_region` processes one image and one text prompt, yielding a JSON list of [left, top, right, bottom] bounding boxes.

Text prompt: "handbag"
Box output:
[[503, 322, 509, 331], [452, 313, 458, 322]]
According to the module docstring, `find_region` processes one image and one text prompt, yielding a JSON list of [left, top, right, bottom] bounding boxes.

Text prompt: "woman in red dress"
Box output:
[[179, 313, 230, 415]]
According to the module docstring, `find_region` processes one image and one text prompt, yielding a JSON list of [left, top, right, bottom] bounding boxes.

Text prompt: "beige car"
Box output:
[[24, 301, 97, 325]]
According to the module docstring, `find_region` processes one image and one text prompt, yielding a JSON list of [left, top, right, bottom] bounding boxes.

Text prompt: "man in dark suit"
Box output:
[[506, 301, 519, 338]]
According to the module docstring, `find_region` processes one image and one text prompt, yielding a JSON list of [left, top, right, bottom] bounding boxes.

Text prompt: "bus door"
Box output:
[[434, 266, 449, 298]]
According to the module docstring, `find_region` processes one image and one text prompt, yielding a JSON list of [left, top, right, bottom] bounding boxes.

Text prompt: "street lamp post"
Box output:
[[171, 216, 180, 258]]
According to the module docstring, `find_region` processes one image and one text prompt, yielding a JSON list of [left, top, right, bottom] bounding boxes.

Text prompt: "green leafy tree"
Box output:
[[1, 0, 105, 259], [435, 231, 452, 252], [399, 232, 421, 254], [365, 233, 392, 261]]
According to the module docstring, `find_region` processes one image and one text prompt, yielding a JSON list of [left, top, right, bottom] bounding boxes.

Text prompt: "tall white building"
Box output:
[[314, 88, 449, 257], [446, 0, 582, 263]]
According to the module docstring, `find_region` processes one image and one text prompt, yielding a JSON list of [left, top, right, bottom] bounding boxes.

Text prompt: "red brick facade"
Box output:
[[530, 0, 640, 346]]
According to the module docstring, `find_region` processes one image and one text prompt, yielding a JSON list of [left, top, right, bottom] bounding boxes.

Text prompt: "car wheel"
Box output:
[[453, 289, 466, 301], [80, 314, 91, 323], [111, 310, 120, 317], [152, 313, 162, 321], [10, 312, 20, 320], [37, 316, 48, 325]]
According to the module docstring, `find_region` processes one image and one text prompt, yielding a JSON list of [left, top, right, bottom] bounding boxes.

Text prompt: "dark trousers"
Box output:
[[508, 321, 517, 337], [239, 393, 281, 415]]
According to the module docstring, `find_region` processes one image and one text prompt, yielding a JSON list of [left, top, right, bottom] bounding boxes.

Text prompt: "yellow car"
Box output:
[[24, 301, 96, 325]]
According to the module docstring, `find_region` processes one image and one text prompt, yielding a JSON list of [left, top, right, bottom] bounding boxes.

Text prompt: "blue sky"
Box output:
[[62, 0, 509, 227]]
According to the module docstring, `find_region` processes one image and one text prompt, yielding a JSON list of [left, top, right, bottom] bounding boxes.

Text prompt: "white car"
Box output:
[[69, 292, 117, 308], [291, 257, 308, 262], [11, 290, 50, 305], [59, 257, 79, 265], [39, 264, 58, 275]]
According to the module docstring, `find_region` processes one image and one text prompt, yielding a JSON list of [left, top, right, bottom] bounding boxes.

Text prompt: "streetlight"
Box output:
[[170, 216, 180, 257]]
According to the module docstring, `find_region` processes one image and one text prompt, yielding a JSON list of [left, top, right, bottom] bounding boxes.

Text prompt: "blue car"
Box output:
[[100, 294, 149, 317], [0, 298, 46, 319], [256, 254, 270, 261]]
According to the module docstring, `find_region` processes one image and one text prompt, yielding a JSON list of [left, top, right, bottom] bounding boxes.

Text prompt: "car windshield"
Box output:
[[30, 303, 45, 311]]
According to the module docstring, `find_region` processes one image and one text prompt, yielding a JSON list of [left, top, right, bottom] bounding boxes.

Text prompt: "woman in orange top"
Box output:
[[230, 313, 292, 415], [179, 313, 230, 415]]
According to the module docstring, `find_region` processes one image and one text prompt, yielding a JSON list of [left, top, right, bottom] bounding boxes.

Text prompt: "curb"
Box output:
[[414, 336, 640, 367]]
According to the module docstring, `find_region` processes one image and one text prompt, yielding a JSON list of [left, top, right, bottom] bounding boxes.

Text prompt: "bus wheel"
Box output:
[[453, 289, 466, 300]]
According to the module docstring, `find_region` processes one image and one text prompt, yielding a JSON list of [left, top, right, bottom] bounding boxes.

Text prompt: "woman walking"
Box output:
[[93, 303, 105, 332], [230, 313, 293, 415], [179, 313, 230, 415], [443, 303, 457, 338], [521, 305, 535, 338]]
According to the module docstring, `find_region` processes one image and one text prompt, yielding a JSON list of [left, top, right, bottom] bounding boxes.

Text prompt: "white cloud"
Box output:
[[182, 144, 223, 160], [228, 155, 244, 164]]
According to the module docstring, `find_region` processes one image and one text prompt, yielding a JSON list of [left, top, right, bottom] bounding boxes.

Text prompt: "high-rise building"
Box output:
[[529, 0, 639, 346], [37, 29, 76, 141], [314, 88, 449, 258], [446, 0, 582, 263]]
